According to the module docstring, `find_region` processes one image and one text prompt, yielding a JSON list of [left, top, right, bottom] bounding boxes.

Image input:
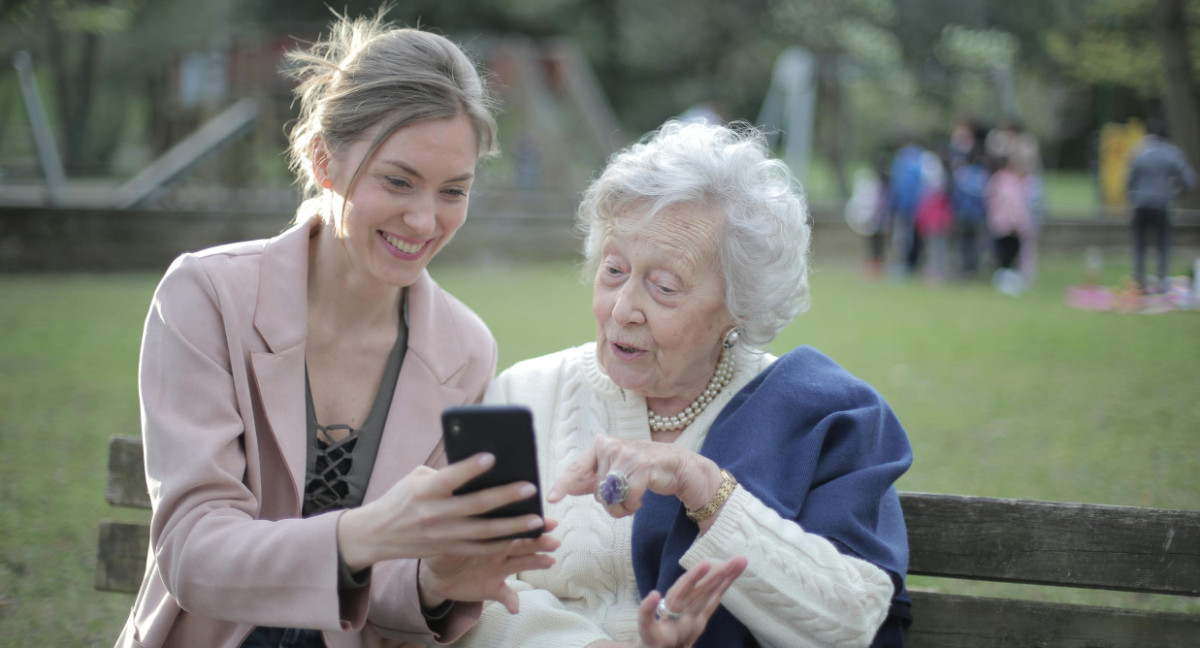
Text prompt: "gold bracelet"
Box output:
[[686, 469, 738, 523]]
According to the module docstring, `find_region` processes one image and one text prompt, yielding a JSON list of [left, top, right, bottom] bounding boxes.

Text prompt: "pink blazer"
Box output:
[[117, 217, 498, 648]]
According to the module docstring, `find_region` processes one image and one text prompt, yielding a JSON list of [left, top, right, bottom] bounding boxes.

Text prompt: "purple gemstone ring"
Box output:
[[596, 470, 629, 506]]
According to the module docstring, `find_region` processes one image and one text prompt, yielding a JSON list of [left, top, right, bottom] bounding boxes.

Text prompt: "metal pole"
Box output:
[[12, 50, 67, 205]]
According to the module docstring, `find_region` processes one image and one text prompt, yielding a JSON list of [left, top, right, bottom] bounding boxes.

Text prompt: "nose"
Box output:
[[402, 191, 437, 236], [611, 281, 646, 326]]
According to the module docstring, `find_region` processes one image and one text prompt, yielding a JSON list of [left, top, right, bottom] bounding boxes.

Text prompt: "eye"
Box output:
[[442, 187, 469, 198], [598, 263, 626, 285], [648, 270, 682, 297], [386, 176, 412, 189]]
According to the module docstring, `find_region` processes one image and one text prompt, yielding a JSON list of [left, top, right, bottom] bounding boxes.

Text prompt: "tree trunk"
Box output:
[[41, 1, 104, 176], [815, 54, 850, 201], [1153, 0, 1200, 209], [67, 30, 99, 174], [43, 6, 73, 172], [828, 61, 850, 201], [591, 0, 623, 114]]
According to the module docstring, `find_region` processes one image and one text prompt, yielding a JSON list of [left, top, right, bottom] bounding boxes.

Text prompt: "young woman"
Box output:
[[118, 13, 557, 648]]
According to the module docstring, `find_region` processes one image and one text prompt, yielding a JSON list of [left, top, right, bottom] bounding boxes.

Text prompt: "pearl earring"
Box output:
[[722, 327, 741, 350]]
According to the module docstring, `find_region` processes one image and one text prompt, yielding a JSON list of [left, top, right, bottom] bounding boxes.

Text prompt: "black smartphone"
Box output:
[[441, 404, 544, 539]]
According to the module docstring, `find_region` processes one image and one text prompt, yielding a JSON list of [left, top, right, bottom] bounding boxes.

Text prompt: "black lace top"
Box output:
[[302, 317, 408, 518]]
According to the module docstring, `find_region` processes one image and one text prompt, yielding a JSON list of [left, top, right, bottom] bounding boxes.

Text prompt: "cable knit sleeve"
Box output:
[[679, 487, 894, 648]]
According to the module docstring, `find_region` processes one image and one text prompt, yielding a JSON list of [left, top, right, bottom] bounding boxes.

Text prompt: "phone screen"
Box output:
[[441, 404, 544, 539]]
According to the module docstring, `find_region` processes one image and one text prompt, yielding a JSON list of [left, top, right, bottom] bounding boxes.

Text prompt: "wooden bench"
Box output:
[[98, 435, 1200, 645]]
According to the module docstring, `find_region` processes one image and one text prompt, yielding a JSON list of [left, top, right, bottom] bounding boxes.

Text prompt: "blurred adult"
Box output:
[[889, 136, 927, 276], [117, 13, 558, 648], [448, 121, 913, 648], [947, 117, 983, 168], [1125, 116, 1197, 293], [985, 119, 1040, 177]]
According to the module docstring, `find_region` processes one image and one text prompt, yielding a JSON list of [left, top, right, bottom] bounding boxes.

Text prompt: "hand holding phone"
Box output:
[[441, 404, 544, 539]]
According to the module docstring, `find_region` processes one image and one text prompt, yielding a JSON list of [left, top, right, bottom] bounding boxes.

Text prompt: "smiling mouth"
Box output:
[[613, 342, 643, 354], [381, 231, 425, 255]]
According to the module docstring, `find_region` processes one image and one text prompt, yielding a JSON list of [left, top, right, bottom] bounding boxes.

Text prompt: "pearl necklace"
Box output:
[[647, 345, 735, 432]]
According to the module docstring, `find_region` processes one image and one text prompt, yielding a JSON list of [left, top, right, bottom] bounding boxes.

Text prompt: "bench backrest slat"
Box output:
[[907, 591, 1200, 648], [95, 521, 149, 593], [106, 435, 151, 509], [902, 491, 1200, 596]]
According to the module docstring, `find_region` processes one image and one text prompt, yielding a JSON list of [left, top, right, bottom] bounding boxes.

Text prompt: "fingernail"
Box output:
[[547, 488, 560, 501], [519, 483, 537, 498], [528, 517, 544, 529], [478, 453, 495, 467]]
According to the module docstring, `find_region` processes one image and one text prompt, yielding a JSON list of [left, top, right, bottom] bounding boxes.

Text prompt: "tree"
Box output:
[[1045, 0, 1200, 205], [1153, 0, 1200, 207], [3, 0, 145, 175]]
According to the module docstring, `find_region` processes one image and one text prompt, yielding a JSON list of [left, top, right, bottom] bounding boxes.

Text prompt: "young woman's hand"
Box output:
[[337, 452, 550, 571], [418, 519, 560, 613]]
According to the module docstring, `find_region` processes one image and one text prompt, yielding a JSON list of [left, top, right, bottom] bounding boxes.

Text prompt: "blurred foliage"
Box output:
[[1042, 0, 1200, 95], [936, 25, 1019, 69]]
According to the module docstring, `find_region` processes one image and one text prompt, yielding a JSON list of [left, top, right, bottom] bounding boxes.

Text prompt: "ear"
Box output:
[[312, 137, 334, 189]]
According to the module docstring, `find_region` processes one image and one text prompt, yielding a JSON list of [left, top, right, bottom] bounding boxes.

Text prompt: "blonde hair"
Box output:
[[284, 10, 498, 214]]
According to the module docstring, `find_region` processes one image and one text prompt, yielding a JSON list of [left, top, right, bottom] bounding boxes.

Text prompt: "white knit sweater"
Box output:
[[446, 343, 893, 648]]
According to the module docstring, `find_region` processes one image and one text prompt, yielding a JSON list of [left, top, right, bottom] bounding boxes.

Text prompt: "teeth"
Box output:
[[383, 232, 422, 254]]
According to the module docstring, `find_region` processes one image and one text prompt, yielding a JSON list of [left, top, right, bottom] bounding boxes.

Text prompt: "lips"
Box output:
[[380, 230, 427, 256], [610, 341, 646, 359]]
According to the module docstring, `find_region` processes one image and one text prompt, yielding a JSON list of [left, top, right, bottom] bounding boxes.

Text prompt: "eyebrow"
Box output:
[[379, 159, 474, 183]]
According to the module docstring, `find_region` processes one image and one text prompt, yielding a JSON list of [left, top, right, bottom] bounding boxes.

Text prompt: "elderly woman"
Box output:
[[447, 121, 913, 648]]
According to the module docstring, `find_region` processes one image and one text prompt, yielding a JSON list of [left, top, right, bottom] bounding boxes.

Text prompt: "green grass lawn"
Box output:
[[1, 250, 1197, 645]]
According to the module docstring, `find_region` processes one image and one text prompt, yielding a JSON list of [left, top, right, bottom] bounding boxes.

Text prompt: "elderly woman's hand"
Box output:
[[547, 435, 725, 521], [635, 557, 748, 648], [583, 557, 748, 648]]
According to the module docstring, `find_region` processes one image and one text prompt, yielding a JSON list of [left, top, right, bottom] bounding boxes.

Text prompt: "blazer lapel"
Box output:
[[250, 347, 307, 508], [364, 271, 471, 502], [249, 218, 316, 508]]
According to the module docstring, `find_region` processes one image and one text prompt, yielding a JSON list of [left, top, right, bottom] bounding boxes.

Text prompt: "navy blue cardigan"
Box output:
[[631, 346, 913, 647]]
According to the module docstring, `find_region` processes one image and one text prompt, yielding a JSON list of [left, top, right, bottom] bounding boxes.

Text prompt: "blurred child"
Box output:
[[986, 156, 1033, 296], [950, 151, 989, 278], [915, 151, 951, 283], [845, 152, 892, 278]]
